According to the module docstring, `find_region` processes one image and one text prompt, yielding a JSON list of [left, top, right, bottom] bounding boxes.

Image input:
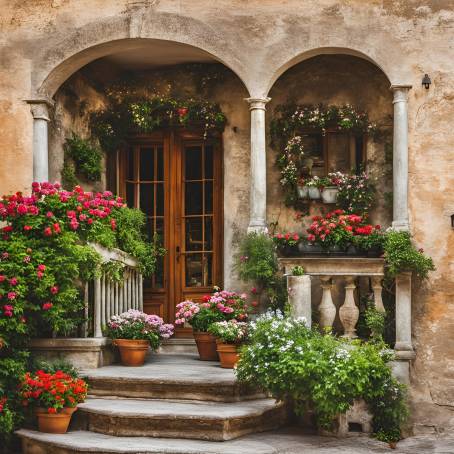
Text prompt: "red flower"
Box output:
[[42, 302, 53, 311], [23, 225, 32, 231], [2, 226, 12, 233], [47, 407, 57, 414], [43, 227, 52, 237], [9, 277, 18, 286], [177, 107, 188, 117], [37, 264, 46, 272], [50, 286, 59, 295], [0, 275, 5, 282]]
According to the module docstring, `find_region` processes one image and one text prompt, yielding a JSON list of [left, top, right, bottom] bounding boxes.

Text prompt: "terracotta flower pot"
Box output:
[[114, 339, 150, 367], [216, 342, 240, 368], [193, 331, 219, 361], [35, 407, 77, 434]]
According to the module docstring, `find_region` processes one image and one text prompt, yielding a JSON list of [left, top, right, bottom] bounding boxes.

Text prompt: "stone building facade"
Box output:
[[1, 0, 454, 433]]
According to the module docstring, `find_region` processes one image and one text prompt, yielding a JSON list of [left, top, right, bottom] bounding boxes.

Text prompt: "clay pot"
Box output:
[[216, 342, 240, 368], [114, 339, 150, 366], [35, 407, 77, 434], [193, 331, 219, 361]]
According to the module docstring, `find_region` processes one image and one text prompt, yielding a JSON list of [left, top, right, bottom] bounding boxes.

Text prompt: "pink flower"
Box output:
[[23, 225, 32, 231], [42, 302, 53, 311], [37, 271, 44, 279], [50, 286, 59, 295], [37, 264, 46, 272], [0, 275, 5, 282], [46, 211, 54, 218], [7, 292, 16, 300], [17, 204, 28, 215], [43, 227, 52, 237], [9, 278, 18, 286]]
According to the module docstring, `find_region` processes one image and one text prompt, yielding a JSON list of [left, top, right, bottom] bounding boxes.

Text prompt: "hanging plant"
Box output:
[[270, 104, 378, 213], [91, 95, 227, 153]]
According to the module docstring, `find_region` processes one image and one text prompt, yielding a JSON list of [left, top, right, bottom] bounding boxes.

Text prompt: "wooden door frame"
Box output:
[[117, 129, 223, 332]]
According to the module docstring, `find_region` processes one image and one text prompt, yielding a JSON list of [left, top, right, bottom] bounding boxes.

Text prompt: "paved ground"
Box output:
[[17, 427, 454, 453]]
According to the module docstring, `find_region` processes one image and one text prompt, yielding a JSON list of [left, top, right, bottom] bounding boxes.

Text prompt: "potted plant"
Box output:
[[306, 176, 323, 200], [353, 224, 385, 256], [321, 173, 341, 204], [19, 370, 88, 434], [272, 232, 301, 257], [208, 320, 249, 368], [106, 309, 174, 367], [175, 289, 249, 361]]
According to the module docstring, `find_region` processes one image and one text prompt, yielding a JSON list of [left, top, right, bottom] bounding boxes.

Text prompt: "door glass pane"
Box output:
[[156, 184, 164, 216], [126, 183, 135, 208], [205, 181, 213, 214], [204, 145, 214, 179], [185, 182, 203, 215], [185, 253, 204, 287], [203, 253, 213, 287], [185, 146, 202, 180], [157, 147, 164, 181], [186, 218, 203, 251], [300, 134, 324, 176], [140, 184, 154, 216], [127, 150, 135, 180], [140, 148, 154, 181], [327, 133, 350, 173], [204, 217, 213, 251]]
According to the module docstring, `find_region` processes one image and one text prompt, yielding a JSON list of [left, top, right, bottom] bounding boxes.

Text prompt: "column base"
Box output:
[[392, 220, 410, 231], [247, 221, 268, 233], [394, 347, 416, 360]]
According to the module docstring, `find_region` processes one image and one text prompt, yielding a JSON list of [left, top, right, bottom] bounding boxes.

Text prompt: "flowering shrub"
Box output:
[[272, 232, 300, 248], [0, 396, 14, 436], [105, 309, 174, 349], [235, 311, 408, 442], [19, 370, 88, 413], [208, 320, 249, 344], [328, 171, 376, 215], [175, 289, 249, 332], [306, 209, 380, 250]]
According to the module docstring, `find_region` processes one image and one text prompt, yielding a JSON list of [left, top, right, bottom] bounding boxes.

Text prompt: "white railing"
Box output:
[[85, 243, 143, 338]]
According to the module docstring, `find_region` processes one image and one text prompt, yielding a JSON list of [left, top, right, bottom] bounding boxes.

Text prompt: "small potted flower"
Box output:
[[321, 173, 341, 204], [272, 232, 301, 257], [106, 309, 174, 367], [19, 370, 88, 434], [175, 289, 249, 361], [297, 177, 309, 199], [208, 320, 249, 368], [353, 224, 385, 257], [305, 177, 322, 200]]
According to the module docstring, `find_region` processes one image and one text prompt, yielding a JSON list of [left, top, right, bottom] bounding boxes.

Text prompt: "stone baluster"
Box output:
[[114, 281, 119, 316], [139, 274, 143, 311], [245, 97, 270, 232], [395, 272, 414, 357], [371, 276, 385, 313], [339, 277, 359, 338], [287, 274, 312, 327], [319, 277, 336, 331]]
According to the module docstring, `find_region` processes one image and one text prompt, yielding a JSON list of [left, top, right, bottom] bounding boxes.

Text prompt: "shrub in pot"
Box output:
[[175, 289, 249, 361], [19, 370, 88, 434], [208, 320, 249, 368], [106, 309, 174, 366], [272, 232, 301, 257]]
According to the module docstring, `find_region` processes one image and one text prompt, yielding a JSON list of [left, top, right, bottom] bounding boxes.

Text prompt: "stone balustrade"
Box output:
[[88, 243, 143, 338], [279, 257, 415, 378]]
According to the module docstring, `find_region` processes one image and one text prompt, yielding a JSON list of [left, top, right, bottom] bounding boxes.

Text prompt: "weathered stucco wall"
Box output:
[[1, 0, 454, 433]]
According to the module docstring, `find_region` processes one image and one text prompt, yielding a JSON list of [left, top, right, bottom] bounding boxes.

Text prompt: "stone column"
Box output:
[[390, 85, 412, 231], [245, 97, 271, 232], [287, 274, 312, 327], [394, 272, 414, 357], [27, 100, 52, 182]]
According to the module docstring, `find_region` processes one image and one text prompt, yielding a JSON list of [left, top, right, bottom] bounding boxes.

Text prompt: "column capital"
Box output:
[[245, 97, 271, 111], [390, 85, 412, 103], [25, 99, 54, 121]]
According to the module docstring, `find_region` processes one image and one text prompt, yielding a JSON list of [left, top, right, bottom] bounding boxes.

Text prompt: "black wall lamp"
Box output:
[[451, 214, 454, 229], [422, 74, 431, 89]]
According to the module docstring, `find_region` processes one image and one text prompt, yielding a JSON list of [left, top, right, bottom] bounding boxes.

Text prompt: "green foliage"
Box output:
[[236, 312, 407, 442], [207, 320, 248, 344], [31, 358, 79, 379], [189, 307, 225, 332], [364, 306, 386, 341], [384, 231, 435, 279], [61, 160, 78, 190], [292, 266, 305, 276], [64, 134, 102, 182]]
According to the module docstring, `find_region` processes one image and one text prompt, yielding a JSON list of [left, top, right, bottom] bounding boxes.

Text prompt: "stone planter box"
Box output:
[[29, 338, 117, 369]]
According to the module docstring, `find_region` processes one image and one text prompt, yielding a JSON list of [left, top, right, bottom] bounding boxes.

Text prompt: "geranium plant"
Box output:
[[175, 289, 249, 332], [207, 320, 249, 344], [19, 370, 88, 414], [105, 309, 174, 349], [272, 232, 300, 256]]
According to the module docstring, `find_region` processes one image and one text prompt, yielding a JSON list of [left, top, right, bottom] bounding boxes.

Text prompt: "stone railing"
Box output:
[[279, 257, 414, 381], [87, 243, 143, 338]]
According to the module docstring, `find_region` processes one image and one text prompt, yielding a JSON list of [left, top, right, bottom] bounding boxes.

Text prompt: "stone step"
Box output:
[[83, 354, 261, 402], [159, 338, 199, 355], [75, 397, 286, 441]]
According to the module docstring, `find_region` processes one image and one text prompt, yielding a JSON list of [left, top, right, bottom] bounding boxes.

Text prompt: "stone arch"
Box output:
[[33, 11, 251, 99]]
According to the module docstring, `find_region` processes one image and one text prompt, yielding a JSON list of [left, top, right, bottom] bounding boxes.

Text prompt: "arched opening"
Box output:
[[48, 40, 250, 331], [266, 53, 393, 232]]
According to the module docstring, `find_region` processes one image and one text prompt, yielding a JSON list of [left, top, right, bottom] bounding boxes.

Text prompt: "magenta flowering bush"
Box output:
[[175, 289, 249, 332], [105, 309, 174, 349]]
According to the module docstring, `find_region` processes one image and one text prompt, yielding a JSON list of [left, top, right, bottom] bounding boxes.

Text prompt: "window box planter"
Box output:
[[321, 186, 338, 204], [308, 187, 321, 200], [277, 244, 300, 257], [297, 185, 309, 199]]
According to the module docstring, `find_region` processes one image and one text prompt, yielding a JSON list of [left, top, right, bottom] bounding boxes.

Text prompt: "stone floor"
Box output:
[[17, 427, 454, 453]]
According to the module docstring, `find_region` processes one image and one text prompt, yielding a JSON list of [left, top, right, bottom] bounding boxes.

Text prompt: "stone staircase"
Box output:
[[18, 354, 288, 453]]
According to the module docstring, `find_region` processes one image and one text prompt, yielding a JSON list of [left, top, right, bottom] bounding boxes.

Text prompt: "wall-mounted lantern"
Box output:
[[422, 74, 432, 89], [451, 213, 454, 228]]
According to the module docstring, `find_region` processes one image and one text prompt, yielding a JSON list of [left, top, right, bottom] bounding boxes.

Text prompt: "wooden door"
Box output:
[[118, 130, 223, 335]]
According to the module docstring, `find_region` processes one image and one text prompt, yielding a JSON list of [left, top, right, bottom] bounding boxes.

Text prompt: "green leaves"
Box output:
[[236, 313, 407, 442], [64, 134, 102, 183]]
